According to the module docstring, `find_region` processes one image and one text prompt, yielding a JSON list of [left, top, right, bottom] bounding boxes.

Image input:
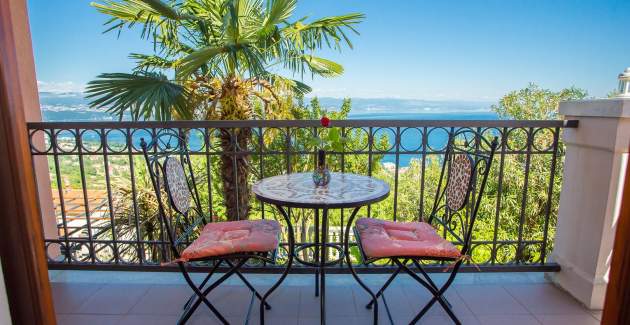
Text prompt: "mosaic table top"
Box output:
[[253, 172, 390, 208]]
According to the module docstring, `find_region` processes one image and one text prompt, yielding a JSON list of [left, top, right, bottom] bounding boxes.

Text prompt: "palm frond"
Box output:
[[238, 0, 264, 22], [85, 72, 192, 121], [289, 78, 312, 94], [141, 0, 182, 20], [264, 0, 296, 28], [130, 53, 177, 70], [266, 74, 312, 94], [91, 0, 184, 46], [278, 50, 343, 78], [175, 44, 244, 78], [283, 13, 364, 50], [155, 34, 195, 56], [301, 55, 343, 77]]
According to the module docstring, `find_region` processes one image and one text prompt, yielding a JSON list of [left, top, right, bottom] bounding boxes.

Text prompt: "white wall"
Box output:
[[0, 259, 12, 325]]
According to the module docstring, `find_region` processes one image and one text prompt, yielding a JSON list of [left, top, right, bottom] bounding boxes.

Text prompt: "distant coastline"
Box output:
[[38, 92, 499, 168], [39, 92, 496, 122]]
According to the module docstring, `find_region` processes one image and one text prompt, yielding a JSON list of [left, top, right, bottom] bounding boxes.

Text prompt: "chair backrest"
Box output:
[[140, 130, 208, 259], [426, 129, 498, 256]]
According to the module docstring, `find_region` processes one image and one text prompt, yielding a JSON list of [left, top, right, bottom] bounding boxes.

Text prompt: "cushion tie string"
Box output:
[[160, 258, 187, 266], [442, 254, 479, 272]]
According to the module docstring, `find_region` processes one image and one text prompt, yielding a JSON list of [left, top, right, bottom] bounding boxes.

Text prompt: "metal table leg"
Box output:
[[344, 207, 378, 325], [260, 205, 295, 325], [320, 208, 328, 325], [314, 208, 320, 297]]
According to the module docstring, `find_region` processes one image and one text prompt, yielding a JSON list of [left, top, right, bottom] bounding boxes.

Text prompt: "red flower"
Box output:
[[320, 116, 331, 127]]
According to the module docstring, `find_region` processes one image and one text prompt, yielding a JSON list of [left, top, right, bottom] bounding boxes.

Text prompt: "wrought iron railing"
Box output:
[[27, 119, 577, 272]]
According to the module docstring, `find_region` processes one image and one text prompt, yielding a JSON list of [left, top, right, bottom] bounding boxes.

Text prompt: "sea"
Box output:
[[39, 92, 499, 166]]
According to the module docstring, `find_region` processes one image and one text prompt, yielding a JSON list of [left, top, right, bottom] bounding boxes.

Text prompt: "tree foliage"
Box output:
[[492, 83, 587, 120], [55, 84, 586, 265], [86, 0, 364, 121]]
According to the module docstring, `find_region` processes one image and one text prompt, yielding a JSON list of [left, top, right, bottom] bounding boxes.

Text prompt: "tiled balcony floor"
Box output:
[[49, 270, 601, 325]]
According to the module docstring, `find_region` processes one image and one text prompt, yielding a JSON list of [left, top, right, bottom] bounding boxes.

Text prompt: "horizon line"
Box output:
[[38, 91, 498, 103]]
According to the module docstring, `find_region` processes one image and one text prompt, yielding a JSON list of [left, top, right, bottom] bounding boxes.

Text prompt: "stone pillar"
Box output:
[[548, 98, 630, 309]]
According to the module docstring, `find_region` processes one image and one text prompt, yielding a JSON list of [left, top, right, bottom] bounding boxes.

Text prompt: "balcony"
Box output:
[[22, 109, 627, 324], [1, 0, 629, 323]]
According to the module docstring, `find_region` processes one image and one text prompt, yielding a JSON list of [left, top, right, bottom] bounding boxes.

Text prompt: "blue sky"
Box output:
[[28, 0, 630, 100]]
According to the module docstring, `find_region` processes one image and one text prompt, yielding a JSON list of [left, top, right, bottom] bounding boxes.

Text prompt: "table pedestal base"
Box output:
[[291, 209, 347, 325]]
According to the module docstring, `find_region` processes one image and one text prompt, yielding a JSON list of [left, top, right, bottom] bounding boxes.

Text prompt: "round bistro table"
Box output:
[[253, 172, 390, 325]]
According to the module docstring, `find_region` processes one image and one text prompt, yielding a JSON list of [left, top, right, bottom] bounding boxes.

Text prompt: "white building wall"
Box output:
[[0, 259, 13, 325]]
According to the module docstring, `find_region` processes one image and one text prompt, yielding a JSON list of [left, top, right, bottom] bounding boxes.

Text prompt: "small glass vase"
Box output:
[[312, 150, 331, 187]]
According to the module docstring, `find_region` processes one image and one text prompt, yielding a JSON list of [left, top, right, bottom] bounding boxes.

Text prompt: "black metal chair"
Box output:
[[345, 130, 498, 325], [140, 129, 293, 325]]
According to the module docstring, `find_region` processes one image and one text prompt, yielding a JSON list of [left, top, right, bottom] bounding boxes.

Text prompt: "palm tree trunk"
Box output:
[[219, 127, 252, 220]]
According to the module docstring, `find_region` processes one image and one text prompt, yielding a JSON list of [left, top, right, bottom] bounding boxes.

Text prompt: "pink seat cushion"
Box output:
[[355, 218, 461, 259], [180, 219, 281, 261]]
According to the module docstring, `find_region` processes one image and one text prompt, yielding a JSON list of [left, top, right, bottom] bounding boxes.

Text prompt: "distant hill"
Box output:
[[313, 97, 494, 114], [37, 92, 496, 121]]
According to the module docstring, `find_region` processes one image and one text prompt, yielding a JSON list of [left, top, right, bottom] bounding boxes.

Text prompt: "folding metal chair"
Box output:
[[346, 130, 498, 325], [140, 130, 293, 325]]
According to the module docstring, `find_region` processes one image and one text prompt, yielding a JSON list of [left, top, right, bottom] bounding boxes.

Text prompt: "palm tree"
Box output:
[[86, 0, 363, 220]]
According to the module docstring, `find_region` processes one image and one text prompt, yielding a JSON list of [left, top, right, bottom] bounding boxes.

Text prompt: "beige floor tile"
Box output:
[[418, 315, 481, 325], [403, 284, 473, 317], [118, 314, 180, 325], [56, 313, 121, 325], [534, 314, 600, 325], [455, 285, 529, 315], [75, 284, 150, 315], [299, 285, 357, 318], [476, 314, 541, 325], [52, 282, 103, 314], [129, 284, 194, 315], [503, 284, 588, 315]]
